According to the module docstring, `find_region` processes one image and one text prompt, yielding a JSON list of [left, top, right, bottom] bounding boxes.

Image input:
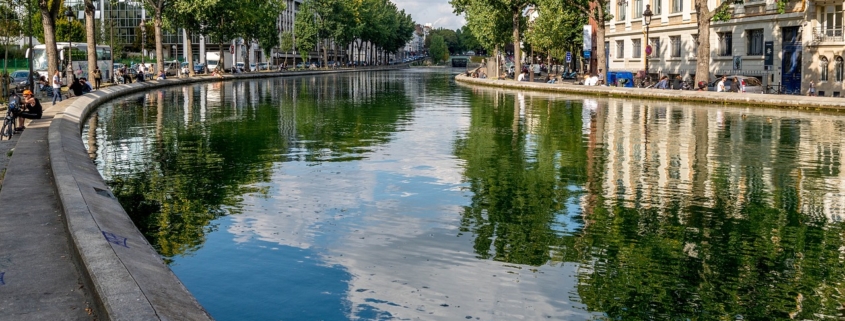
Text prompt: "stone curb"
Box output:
[[454, 74, 845, 110], [48, 66, 406, 321]]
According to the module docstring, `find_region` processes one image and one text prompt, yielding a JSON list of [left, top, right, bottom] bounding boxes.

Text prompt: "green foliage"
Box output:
[[130, 22, 154, 52], [425, 28, 459, 54], [525, 0, 586, 56], [280, 31, 293, 53], [0, 1, 22, 45], [294, 0, 318, 59], [451, 0, 514, 51], [428, 34, 449, 63], [458, 25, 481, 52]]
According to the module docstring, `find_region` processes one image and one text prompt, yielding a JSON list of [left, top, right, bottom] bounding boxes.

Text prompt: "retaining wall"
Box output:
[[455, 74, 845, 110]]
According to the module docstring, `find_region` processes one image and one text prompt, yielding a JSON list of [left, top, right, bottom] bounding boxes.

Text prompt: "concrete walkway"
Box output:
[[0, 97, 98, 320]]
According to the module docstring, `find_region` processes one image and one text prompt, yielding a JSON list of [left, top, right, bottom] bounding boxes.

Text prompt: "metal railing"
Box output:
[[812, 27, 844, 44]]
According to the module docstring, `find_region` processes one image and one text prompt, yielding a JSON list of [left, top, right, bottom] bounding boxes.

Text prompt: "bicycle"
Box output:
[[1, 96, 20, 140]]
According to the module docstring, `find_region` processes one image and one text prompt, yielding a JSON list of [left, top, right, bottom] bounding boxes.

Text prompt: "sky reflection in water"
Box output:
[[84, 70, 845, 320]]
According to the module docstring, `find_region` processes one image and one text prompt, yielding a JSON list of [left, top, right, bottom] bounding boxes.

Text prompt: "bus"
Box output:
[[30, 42, 113, 83]]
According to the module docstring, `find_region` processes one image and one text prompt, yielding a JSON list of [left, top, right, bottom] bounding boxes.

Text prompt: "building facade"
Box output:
[[603, 0, 845, 96]]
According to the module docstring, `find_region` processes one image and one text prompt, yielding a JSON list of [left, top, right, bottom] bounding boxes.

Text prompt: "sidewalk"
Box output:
[[0, 96, 98, 320]]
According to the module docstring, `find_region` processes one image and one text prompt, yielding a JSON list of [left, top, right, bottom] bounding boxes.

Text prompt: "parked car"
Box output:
[[708, 76, 764, 93], [10, 70, 30, 92], [163, 60, 181, 76], [193, 63, 206, 74], [257, 62, 268, 70]]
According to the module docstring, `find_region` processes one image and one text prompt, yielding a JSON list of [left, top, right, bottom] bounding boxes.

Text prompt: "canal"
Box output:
[[83, 69, 845, 320]]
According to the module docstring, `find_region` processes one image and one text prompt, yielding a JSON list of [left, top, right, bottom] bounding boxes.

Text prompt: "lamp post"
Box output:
[[65, 6, 75, 83], [139, 19, 146, 67], [642, 4, 653, 85], [26, 0, 33, 92]]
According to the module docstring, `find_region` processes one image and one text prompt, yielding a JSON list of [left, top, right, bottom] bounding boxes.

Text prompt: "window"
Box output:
[[820, 5, 844, 38], [634, 0, 643, 18], [670, 36, 681, 57], [821, 56, 829, 81], [654, 0, 662, 14], [616, 40, 625, 58], [633, 39, 642, 58], [718, 32, 733, 56], [672, 0, 682, 13], [746, 29, 764, 55], [618, 0, 627, 20], [649, 37, 661, 57], [836, 56, 844, 82], [691, 34, 699, 57]]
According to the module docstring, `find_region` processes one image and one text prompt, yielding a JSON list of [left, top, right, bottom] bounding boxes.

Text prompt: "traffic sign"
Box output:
[[584, 50, 591, 59], [645, 45, 652, 56], [565, 52, 572, 63]]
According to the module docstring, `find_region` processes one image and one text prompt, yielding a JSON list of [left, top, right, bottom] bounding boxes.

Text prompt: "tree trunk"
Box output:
[[154, 8, 164, 76], [84, 0, 96, 79], [512, 9, 521, 77], [695, 21, 711, 84], [322, 39, 328, 69], [186, 30, 194, 76], [694, 0, 715, 85], [356, 40, 362, 66], [38, 0, 60, 78], [244, 39, 251, 72], [595, 24, 606, 78]]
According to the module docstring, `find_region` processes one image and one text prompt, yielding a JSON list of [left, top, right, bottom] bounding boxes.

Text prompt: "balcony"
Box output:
[[812, 27, 844, 44]]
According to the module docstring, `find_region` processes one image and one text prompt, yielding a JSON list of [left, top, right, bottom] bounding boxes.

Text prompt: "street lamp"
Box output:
[[65, 6, 75, 83], [642, 4, 653, 84]]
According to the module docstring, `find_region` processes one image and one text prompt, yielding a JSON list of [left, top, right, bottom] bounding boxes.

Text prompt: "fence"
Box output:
[[0, 59, 30, 71]]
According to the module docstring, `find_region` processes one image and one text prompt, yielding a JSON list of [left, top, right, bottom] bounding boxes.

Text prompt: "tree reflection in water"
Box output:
[[456, 90, 845, 319], [84, 74, 845, 319], [85, 74, 414, 261]]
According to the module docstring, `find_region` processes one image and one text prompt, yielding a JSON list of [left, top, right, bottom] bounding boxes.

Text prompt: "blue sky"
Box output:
[[394, 0, 465, 30]]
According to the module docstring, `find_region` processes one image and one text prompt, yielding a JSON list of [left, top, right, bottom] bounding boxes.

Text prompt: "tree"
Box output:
[[165, 0, 216, 75], [142, 0, 167, 77], [428, 34, 449, 64], [294, 0, 318, 66], [0, 0, 22, 73], [234, 0, 285, 72], [458, 25, 480, 54], [280, 31, 293, 67], [452, 0, 533, 76], [559, 0, 610, 77], [524, 0, 586, 68], [37, 0, 63, 78], [692, 0, 782, 84]]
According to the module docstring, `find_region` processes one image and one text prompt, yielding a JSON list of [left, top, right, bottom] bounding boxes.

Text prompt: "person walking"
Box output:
[[808, 81, 816, 96], [731, 77, 741, 93], [51, 70, 63, 105], [716, 76, 726, 92], [92, 66, 102, 90]]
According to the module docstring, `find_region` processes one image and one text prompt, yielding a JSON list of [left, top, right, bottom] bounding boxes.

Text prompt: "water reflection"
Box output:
[[84, 71, 845, 320]]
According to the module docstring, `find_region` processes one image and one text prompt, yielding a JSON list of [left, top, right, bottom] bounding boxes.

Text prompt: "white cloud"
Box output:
[[393, 0, 466, 30]]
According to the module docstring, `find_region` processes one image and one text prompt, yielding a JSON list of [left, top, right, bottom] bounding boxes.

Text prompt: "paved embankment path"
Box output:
[[0, 66, 407, 321], [0, 97, 98, 320], [455, 74, 845, 110]]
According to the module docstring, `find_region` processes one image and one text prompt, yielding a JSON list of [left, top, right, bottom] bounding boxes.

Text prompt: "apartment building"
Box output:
[[602, 0, 836, 95]]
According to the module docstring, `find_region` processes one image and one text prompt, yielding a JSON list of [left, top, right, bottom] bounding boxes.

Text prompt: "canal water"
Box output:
[[83, 70, 845, 320]]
